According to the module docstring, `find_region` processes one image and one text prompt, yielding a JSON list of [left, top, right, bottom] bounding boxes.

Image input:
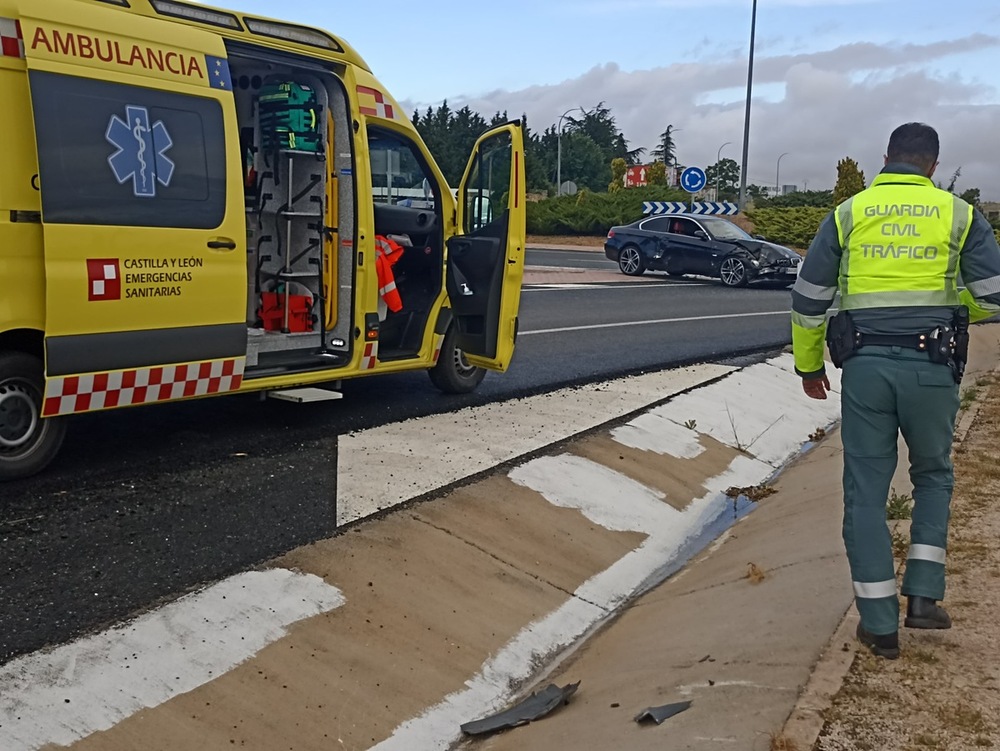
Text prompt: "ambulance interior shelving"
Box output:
[[231, 52, 446, 376]]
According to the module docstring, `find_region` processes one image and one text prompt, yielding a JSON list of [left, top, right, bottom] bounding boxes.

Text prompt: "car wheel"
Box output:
[[719, 257, 749, 288], [428, 325, 487, 394], [0, 352, 67, 481], [617, 245, 646, 276]]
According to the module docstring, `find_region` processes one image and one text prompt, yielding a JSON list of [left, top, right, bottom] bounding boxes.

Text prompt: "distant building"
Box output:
[[981, 201, 1000, 223]]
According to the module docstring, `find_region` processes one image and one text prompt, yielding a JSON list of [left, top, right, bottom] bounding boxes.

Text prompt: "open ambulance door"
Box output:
[[445, 121, 526, 371], [19, 0, 247, 418]]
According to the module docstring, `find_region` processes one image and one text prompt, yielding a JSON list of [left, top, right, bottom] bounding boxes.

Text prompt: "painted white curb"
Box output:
[[0, 570, 344, 751]]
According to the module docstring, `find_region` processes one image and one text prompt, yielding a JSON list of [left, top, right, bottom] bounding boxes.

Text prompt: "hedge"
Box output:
[[526, 186, 690, 235], [745, 207, 830, 249]]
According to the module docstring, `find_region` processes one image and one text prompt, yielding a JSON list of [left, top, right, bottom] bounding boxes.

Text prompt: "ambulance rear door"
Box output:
[[19, 0, 247, 416], [447, 121, 526, 371]]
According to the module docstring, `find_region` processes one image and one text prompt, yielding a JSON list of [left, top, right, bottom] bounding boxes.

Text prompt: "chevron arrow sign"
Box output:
[[643, 201, 739, 216], [642, 201, 688, 215]]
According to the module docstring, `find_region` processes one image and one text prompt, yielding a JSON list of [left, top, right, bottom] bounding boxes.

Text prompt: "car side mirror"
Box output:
[[754, 234, 766, 240], [694, 230, 708, 241]]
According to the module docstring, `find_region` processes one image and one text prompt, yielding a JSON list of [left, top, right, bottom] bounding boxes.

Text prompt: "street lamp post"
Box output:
[[776, 152, 789, 196], [556, 107, 583, 196], [737, 0, 758, 211], [716, 141, 732, 200]]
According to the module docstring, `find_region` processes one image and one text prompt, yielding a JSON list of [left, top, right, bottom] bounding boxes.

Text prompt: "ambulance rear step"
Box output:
[[266, 387, 343, 403]]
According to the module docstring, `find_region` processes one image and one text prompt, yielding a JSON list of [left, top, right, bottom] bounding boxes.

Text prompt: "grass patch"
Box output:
[[961, 387, 981, 411], [887, 488, 913, 520], [936, 702, 988, 733], [726, 484, 777, 502], [905, 648, 939, 665], [891, 529, 908, 559], [769, 731, 799, 750], [746, 562, 767, 584]]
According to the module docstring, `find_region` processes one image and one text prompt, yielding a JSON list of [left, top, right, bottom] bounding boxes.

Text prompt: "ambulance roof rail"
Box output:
[[148, 0, 242, 30]]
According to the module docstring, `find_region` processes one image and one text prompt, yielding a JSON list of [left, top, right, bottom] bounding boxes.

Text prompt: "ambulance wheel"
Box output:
[[429, 327, 486, 394], [0, 352, 66, 481]]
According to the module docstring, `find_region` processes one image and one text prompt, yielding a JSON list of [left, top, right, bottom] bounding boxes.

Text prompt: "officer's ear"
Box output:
[[926, 161, 939, 180]]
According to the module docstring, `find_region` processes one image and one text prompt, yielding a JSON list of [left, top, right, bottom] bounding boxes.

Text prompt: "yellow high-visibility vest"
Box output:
[[836, 173, 972, 310]]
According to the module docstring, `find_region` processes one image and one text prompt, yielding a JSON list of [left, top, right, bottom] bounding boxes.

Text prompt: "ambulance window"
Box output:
[[463, 130, 511, 234], [29, 71, 227, 229], [367, 129, 438, 210]]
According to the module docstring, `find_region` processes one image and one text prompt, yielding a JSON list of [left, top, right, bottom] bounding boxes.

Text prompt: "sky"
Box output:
[[205, 0, 1000, 198]]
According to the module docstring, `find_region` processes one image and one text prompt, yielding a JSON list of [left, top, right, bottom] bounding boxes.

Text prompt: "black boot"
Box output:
[[905, 596, 952, 629], [856, 623, 899, 659]]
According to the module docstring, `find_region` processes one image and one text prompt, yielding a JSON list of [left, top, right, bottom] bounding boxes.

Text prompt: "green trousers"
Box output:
[[841, 346, 960, 635]]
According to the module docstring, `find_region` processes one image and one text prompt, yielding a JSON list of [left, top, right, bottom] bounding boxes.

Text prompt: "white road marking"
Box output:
[[520, 309, 788, 335], [337, 363, 735, 525], [0, 570, 345, 751]]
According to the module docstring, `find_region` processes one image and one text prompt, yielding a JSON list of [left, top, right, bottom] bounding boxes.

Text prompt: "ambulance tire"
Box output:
[[0, 352, 67, 482], [429, 327, 486, 394]]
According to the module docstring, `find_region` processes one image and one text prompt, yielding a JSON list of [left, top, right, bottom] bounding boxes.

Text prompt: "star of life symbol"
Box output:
[[106, 105, 175, 198]]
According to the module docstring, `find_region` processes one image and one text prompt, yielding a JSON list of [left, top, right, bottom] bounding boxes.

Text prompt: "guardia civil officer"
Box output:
[[791, 122, 1000, 659]]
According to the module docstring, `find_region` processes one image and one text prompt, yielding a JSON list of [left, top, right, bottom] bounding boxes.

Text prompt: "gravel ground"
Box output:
[[815, 375, 1000, 751]]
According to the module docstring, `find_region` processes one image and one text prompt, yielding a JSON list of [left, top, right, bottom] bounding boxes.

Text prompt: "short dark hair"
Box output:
[[886, 122, 939, 171]]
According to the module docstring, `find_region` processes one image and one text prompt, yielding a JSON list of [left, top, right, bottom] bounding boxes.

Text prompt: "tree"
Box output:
[[705, 158, 740, 197], [557, 130, 609, 193], [746, 184, 768, 201], [647, 161, 667, 186], [945, 167, 961, 194], [608, 157, 627, 193], [834, 157, 866, 205], [651, 125, 679, 167], [960, 187, 981, 210]]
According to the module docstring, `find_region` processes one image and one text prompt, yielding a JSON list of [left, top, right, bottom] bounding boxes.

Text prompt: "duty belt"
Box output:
[[856, 332, 932, 351]]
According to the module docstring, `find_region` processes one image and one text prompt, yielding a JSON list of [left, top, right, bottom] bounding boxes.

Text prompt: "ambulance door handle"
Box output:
[[207, 238, 238, 251]]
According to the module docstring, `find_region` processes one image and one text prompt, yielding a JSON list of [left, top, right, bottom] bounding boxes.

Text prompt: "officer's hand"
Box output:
[[802, 375, 832, 400]]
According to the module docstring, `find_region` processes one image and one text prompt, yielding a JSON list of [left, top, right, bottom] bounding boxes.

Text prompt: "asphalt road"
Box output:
[[0, 249, 794, 664]]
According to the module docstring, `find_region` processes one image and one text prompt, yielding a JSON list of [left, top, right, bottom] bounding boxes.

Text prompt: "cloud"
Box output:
[[407, 35, 1000, 198]]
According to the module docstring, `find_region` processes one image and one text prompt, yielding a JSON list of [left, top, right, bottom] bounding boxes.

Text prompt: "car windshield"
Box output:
[[700, 217, 753, 241]]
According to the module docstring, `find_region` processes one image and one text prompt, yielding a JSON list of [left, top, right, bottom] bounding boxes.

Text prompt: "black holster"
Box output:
[[951, 306, 971, 384], [825, 311, 858, 369]]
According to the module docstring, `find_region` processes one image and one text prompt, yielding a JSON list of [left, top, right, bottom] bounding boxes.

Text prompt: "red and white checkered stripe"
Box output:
[[361, 341, 378, 370], [0, 17, 24, 59], [357, 85, 395, 120], [42, 358, 246, 417], [432, 334, 445, 363]]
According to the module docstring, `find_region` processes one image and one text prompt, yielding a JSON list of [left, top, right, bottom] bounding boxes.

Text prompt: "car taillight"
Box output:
[[607, 230, 615, 239]]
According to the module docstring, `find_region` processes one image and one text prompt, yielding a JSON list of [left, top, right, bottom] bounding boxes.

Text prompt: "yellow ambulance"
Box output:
[[0, 0, 526, 480]]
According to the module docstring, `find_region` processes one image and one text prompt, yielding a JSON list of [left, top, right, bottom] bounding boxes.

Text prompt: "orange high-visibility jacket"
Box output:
[[374, 235, 404, 313]]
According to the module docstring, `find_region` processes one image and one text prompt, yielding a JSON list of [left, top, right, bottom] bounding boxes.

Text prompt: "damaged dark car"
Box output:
[[604, 214, 801, 287]]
